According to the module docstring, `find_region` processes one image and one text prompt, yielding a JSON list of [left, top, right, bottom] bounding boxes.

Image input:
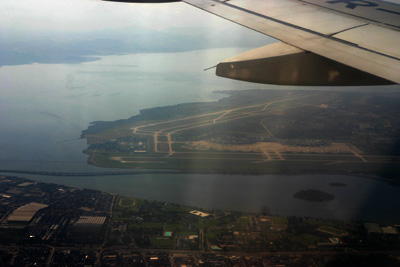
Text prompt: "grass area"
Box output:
[[0, 229, 23, 243], [289, 233, 323, 246], [264, 232, 280, 241], [271, 216, 288, 225], [318, 226, 348, 236], [204, 219, 221, 228], [238, 217, 249, 227], [112, 196, 141, 221], [283, 154, 361, 161], [205, 231, 218, 241], [120, 197, 135, 207], [157, 135, 168, 142], [364, 156, 400, 162], [140, 222, 164, 229], [84, 123, 136, 144], [157, 143, 169, 152], [150, 237, 175, 248], [176, 231, 199, 238], [235, 232, 253, 241], [170, 151, 265, 159], [171, 143, 199, 152], [164, 203, 192, 213], [165, 223, 184, 232]]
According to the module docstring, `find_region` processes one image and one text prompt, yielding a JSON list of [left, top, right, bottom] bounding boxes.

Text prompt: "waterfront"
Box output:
[[1, 170, 399, 223]]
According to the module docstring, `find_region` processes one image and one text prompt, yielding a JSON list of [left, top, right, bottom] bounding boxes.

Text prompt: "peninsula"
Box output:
[[82, 89, 400, 179]]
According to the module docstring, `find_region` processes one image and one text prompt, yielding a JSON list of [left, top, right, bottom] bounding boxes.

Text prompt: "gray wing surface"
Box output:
[[183, 0, 400, 85]]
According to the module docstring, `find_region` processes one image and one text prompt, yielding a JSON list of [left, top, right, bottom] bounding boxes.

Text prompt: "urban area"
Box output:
[[0, 175, 399, 266]]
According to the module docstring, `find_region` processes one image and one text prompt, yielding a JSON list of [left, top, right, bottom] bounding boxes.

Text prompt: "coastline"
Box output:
[[84, 151, 400, 186], [2, 170, 399, 223], [81, 89, 400, 185]]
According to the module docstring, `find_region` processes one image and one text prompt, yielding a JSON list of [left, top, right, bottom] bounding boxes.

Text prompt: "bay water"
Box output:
[[1, 49, 399, 223]]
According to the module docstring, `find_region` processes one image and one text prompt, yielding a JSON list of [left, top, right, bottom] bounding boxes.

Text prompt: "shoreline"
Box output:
[[83, 151, 400, 187], [2, 163, 398, 189], [2, 170, 399, 224]]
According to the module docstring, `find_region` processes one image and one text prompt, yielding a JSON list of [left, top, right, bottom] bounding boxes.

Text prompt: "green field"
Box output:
[[150, 237, 175, 248], [318, 226, 348, 236], [119, 197, 135, 207]]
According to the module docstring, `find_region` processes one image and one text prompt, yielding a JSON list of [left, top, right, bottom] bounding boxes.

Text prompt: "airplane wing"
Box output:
[[106, 0, 400, 86]]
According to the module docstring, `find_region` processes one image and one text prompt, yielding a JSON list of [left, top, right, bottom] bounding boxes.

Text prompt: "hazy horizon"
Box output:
[[0, 0, 273, 66]]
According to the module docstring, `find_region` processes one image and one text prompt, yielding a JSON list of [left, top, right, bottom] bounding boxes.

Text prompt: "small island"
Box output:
[[329, 182, 347, 187], [293, 189, 335, 202]]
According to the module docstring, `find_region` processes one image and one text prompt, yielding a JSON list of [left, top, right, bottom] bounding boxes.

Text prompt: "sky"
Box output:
[[0, 0, 273, 66], [2, 0, 205, 33], [2, 0, 399, 36]]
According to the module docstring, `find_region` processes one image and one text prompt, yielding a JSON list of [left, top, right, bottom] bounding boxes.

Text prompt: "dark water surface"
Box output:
[[1, 171, 399, 223]]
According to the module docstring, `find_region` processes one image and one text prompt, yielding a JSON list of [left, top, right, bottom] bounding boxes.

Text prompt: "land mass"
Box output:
[[293, 189, 335, 202], [82, 89, 400, 180]]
